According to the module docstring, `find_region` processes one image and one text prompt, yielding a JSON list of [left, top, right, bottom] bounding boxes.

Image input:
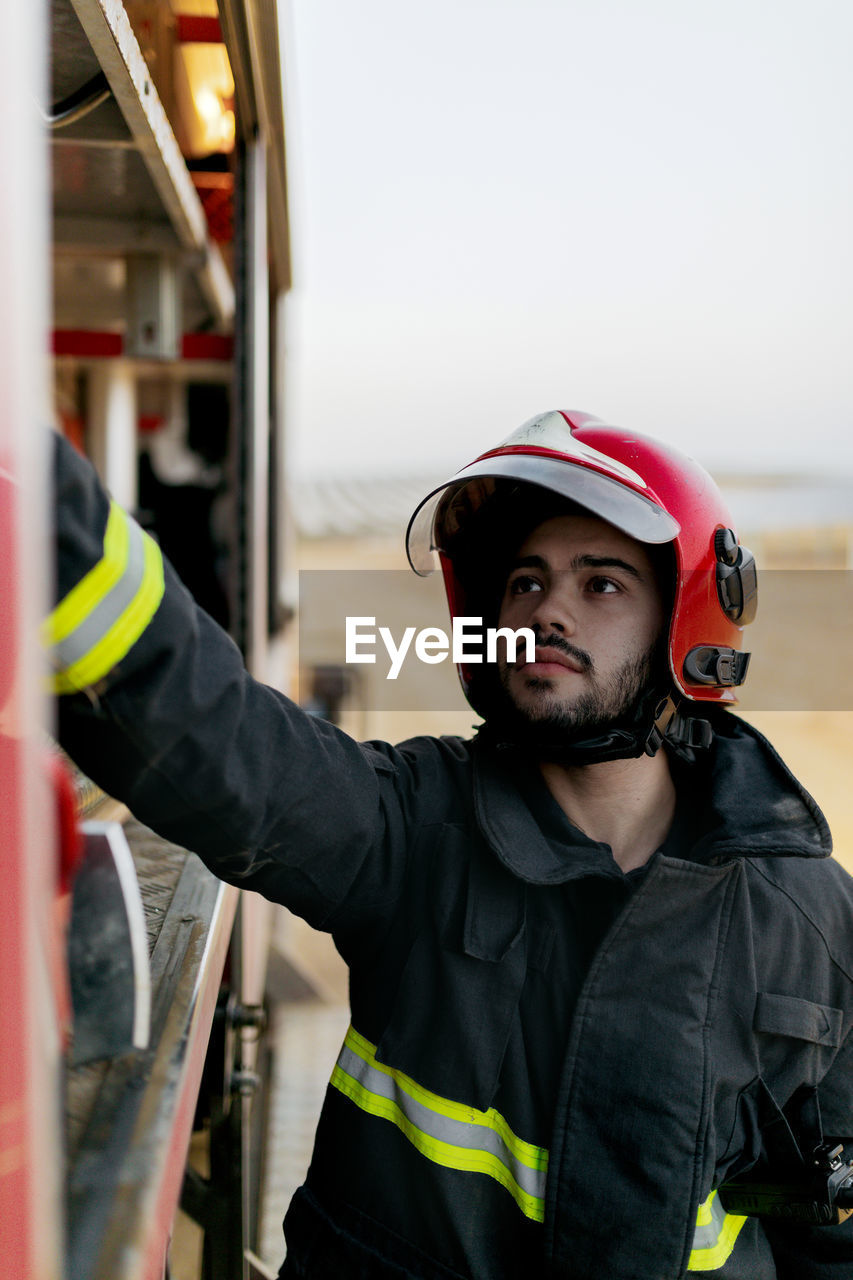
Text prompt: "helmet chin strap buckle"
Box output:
[[644, 695, 679, 755], [644, 695, 713, 756]]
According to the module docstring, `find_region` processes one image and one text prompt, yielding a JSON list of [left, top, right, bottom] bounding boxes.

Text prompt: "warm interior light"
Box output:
[[194, 86, 220, 124], [192, 84, 235, 150], [175, 29, 236, 157]]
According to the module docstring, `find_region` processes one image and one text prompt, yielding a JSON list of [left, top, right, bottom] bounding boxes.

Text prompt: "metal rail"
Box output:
[[65, 824, 238, 1280]]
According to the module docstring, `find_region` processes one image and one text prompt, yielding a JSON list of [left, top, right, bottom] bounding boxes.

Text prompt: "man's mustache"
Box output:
[[524, 625, 594, 674]]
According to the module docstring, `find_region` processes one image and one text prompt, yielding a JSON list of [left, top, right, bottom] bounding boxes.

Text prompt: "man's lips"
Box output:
[[516, 646, 587, 676]]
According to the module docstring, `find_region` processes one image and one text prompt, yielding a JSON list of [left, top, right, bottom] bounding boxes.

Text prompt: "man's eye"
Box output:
[[509, 574, 542, 595], [588, 576, 620, 594]]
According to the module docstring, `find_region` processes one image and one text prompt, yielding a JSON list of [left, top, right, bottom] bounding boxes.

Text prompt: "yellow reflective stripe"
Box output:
[[687, 1191, 748, 1272], [58, 532, 164, 690], [45, 503, 165, 693], [346, 1025, 547, 1171], [331, 1063, 546, 1221], [330, 1025, 548, 1222], [43, 501, 128, 647]]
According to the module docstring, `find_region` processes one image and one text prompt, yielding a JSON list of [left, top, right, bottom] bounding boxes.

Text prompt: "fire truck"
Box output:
[[1, 2, 292, 1277]]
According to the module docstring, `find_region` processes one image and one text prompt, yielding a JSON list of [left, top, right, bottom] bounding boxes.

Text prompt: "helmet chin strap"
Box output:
[[480, 689, 714, 766], [641, 694, 714, 758]]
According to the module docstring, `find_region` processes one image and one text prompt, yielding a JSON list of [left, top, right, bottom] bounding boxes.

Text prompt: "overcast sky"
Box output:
[[282, 0, 853, 482]]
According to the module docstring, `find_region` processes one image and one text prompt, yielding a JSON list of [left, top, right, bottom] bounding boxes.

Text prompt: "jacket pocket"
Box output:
[[754, 992, 843, 1048], [716, 1075, 807, 1185], [375, 838, 528, 1111]]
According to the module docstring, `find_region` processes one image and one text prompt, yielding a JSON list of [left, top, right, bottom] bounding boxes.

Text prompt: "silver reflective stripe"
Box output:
[[330, 1026, 548, 1220], [336, 1040, 547, 1203], [53, 508, 147, 671], [692, 1192, 727, 1251]]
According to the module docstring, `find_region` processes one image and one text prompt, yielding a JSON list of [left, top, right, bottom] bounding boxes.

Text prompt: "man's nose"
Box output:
[[529, 583, 578, 635]]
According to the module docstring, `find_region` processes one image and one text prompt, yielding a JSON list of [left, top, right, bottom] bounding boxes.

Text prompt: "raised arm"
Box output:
[[49, 431, 409, 930]]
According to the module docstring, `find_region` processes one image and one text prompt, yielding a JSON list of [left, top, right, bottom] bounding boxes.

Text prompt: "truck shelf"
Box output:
[[52, 0, 234, 332]]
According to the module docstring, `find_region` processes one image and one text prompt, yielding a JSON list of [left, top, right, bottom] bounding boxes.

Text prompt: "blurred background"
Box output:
[[283, 0, 853, 481]]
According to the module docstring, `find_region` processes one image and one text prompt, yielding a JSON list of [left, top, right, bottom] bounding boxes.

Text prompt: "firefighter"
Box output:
[[49, 411, 853, 1279]]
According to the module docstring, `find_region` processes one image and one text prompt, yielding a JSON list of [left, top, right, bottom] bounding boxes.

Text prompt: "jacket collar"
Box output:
[[686, 710, 832, 862], [472, 711, 832, 885]]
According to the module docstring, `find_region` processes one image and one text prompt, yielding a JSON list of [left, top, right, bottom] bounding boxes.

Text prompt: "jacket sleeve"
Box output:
[[48, 431, 412, 930]]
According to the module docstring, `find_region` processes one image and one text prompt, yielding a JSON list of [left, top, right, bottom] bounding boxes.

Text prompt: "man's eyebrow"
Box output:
[[572, 554, 643, 580], [508, 554, 549, 573], [507, 553, 644, 580]]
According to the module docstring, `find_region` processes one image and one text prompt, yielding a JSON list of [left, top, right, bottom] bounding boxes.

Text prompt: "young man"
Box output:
[[50, 410, 853, 1279]]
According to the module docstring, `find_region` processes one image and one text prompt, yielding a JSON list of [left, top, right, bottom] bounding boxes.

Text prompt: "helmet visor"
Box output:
[[407, 452, 680, 575]]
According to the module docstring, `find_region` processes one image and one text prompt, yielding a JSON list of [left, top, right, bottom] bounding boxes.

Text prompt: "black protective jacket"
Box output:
[[51, 435, 853, 1279]]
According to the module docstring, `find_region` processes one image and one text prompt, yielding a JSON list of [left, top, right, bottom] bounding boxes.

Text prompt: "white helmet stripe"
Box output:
[[498, 412, 649, 489]]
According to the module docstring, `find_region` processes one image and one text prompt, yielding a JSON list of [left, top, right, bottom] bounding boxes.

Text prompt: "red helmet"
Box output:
[[407, 410, 757, 721]]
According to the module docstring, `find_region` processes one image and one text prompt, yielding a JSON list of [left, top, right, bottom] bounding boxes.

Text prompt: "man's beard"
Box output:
[[491, 628, 663, 751]]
